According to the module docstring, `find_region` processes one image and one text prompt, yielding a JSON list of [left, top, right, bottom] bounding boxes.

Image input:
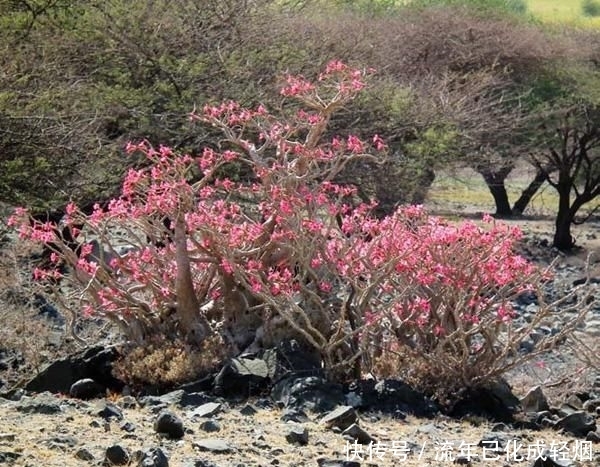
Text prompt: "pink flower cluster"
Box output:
[[10, 61, 543, 376]]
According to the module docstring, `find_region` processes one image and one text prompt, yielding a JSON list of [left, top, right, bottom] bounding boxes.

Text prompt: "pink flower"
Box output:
[[346, 135, 364, 154], [220, 259, 234, 275], [324, 60, 347, 74], [280, 75, 315, 97], [372, 134, 386, 151]]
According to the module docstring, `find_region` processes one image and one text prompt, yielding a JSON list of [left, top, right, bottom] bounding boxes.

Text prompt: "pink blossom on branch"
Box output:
[[9, 60, 558, 391]]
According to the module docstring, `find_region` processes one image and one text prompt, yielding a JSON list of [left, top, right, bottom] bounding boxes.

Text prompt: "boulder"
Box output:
[[19, 345, 122, 395]]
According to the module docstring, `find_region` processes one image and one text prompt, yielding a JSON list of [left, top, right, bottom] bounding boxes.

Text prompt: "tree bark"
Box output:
[[479, 167, 513, 218], [553, 187, 574, 251], [512, 169, 546, 216]]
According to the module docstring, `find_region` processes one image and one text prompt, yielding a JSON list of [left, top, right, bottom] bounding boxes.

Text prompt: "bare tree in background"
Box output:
[[530, 104, 600, 250]]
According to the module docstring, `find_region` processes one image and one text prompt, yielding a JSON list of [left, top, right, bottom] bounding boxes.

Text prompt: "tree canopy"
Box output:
[[2, 0, 600, 249]]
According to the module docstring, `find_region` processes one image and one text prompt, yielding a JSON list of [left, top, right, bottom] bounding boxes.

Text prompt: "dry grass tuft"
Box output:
[[112, 335, 228, 389]]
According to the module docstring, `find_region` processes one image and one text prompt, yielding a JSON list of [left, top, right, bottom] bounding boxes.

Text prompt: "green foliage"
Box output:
[[404, 0, 527, 16], [404, 125, 460, 163], [332, 0, 401, 15], [582, 0, 600, 17], [523, 62, 600, 113], [0, 0, 434, 213]]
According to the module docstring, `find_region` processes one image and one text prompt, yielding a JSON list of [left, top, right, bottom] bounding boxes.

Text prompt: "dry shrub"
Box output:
[[367, 249, 596, 408], [249, 5, 576, 172], [508, 351, 595, 407], [0, 234, 65, 387], [112, 335, 228, 389], [371, 342, 461, 407], [259, 4, 573, 80]]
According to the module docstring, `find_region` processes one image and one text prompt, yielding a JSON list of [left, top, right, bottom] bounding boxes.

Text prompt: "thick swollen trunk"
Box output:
[[479, 168, 513, 218], [174, 216, 210, 343], [512, 169, 546, 216]]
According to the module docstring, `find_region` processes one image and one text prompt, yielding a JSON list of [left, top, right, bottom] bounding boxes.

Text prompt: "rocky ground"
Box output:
[[1, 209, 600, 467], [1, 386, 599, 467]]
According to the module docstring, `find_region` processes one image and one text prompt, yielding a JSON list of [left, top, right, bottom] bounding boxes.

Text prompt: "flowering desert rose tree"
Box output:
[[10, 61, 594, 394], [9, 61, 385, 361]]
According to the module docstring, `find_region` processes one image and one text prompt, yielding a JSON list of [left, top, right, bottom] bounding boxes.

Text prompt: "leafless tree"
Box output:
[[530, 104, 600, 250]]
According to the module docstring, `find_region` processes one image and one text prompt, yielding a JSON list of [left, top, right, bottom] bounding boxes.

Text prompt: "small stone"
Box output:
[[252, 436, 271, 450], [316, 459, 360, 467], [530, 330, 545, 344], [239, 404, 257, 416], [154, 410, 185, 439], [5, 389, 24, 401], [0, 452, 21, 462], [118, 395, 137, 409], [156, 390, 185, 406], [140, 392, 180, 409], [105, 444, 130, 465], [555, 411, 596, 437], [135, 447, 169, 467], [417, 423, 438, 435], [0, 433, 16, 442], [586, 431, 600, 443], [179, 392, 214, 407], [69, 378, 104, 399], [520, 339, 535, 353], [120, 421, 136, 433], [148, 403, 168, 414], [96, 402, 123, 420], [320, 406, 357, 431], [47, 435, 78, 449], [285, 425, 309, 446], [281, 407, 309, 423], [191, 402, 221, 418], [255, 398, 274, 409], [491, 423, 509, 432], [556, 403, 578, 418], [454, 456, 471, 465], [182, 461, 219, 467], [478, 433, 509, 451], [214, 356, 271, 397], [75, 447, 95, 461], [199, 420, 221, 433], [540, 417, 557, 428], [521, 386, 550, 413], [192, 438, 233, 453], [345, 392, 362, 408], [16, 393, 62, 414], [530, 450, 574, 467], [582, 398, 600, 413], [342, 423, 375, 445], [565, 394, 583, 410]]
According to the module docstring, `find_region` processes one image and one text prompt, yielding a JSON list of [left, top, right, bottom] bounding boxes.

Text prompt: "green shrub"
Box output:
[[582, 0, 600, 17], [406, 0, 527, 16]]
